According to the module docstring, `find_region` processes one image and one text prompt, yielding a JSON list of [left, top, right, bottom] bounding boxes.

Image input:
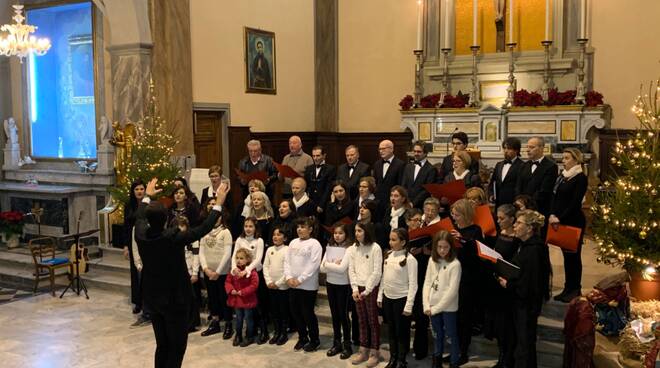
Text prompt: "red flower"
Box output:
[[513, 89, 544, 107], [585, 91, 604, 107], [399, 95, 414, 110], [440, 91, 470, 108], [420, 93, 441, 108], [546, 88, 576, 106]]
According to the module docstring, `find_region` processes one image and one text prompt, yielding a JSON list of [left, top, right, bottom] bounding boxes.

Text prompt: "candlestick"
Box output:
[[503, 42, 517, 108], [575, 38, 588, 104], [444, 0, 451, 49], [545, 0, 550, 41], [579, 0, 586, 39], [541, 40, 553, 102], [413, 49, 425, 107], [469, 45, 480, 107], [417, 0, 423, 51], [440, 48, 451, 105], [508, 0, 514, 44], [472, 0, 478, 46]]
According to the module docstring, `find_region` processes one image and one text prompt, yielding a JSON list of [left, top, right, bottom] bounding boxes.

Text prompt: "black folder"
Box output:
[[495, 258, 521, 280]]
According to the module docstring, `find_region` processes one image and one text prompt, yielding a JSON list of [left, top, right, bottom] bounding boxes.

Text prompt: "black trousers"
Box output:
[[494, 298, 516, 366], [255, 271, 269, 332], [458, 280, 477, 358], [350, 298, 360, 344], [562, 233, 584, 291], [412, 288, 429, 357], [327, 282, 351, 343], [268, 288, 290, 330], [289, 288, 319, 342], [205, 274, 232, 322], [190, 280, 202, 328], [149, 301, 191, 368], [513, 303, 540, 368], [383, 296, 411, 359]]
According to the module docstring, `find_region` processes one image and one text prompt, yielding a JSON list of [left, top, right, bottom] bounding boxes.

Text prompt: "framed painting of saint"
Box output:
[[244, 27, 276, 94]]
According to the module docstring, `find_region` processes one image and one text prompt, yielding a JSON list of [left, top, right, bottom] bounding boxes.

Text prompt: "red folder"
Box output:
[[274, 162, 302, 179], [474, 205, 497, 237], [408, 217, 455, 241], [424, 180, 467, 204], [546, 224, 582, 252], [234, 168, 268, 183]]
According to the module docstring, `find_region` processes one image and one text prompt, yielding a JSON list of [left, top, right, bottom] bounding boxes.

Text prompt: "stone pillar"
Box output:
[[149, 0, 194, 156], [314, 0, 338, 132], [107, 43, 152, 124]]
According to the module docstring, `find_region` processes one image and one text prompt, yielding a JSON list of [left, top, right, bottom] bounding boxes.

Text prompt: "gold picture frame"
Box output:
[[244, 27, 276, 94], [560, 120, 577, 141], [480, 81, 509, 106], [418, 122, 432, 141]]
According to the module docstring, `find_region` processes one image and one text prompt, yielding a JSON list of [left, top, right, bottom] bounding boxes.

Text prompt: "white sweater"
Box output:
[[232, 236, 264, 274], [199, 226, 233, 275], [422, 258, 461, 314], [263, 245, 289, 290], [377, 250, 418, 314], [320, 245, 350, 285], [284, 237, 322, 291], [348, 242, 383, 295], [185, 241, 200, 276]]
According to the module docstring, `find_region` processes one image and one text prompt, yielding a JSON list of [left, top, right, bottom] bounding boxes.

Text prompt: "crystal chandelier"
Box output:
[[0, 5, 51, 63]]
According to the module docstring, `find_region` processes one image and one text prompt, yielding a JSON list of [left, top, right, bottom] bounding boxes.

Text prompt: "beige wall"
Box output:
[[337, 0, 659, 132], [190, 0, 315, 132], [338, 0, 416, 132], [591, 0, 660, 129]]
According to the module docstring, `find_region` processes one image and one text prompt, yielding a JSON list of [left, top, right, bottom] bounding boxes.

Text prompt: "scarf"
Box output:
[[562, 164, 583, 180], [453, 169, 470, 180], [241, 195, 252, 217], [292, 192, 310, 209], [390, 206, 406, 229]]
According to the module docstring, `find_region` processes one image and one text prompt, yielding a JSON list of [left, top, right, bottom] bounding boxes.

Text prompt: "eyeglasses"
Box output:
[[451, 141, 464, 146]]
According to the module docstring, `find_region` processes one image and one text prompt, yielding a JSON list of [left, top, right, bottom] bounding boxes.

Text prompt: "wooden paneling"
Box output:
[[598, 128, 637, 182], [193, 110, 223, 169]]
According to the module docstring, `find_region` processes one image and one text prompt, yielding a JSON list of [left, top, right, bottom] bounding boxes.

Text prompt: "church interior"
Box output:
[[0, 0, 659, 367]]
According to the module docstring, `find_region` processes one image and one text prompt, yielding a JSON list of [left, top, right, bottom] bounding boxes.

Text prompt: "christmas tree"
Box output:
[[592, 80, 660, 274], [109, 81, 181, 205]]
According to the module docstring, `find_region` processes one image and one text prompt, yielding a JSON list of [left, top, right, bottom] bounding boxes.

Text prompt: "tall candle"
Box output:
[[579, 0, 586, 38], [508, 0, 514, 43], [473, 0, 478, 46], [417, 0, 423, 50], [545, 0, 550, 41], [444, 0, 451, 48]]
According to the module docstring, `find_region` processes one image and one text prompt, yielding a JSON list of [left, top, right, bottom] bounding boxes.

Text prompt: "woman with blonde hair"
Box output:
[[498, 209, 552, 368], [444, 150, 481, 188], [549, 147, 588, 303]]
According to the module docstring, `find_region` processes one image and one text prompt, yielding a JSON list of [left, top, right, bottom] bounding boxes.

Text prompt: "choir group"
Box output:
[[125, 134, 589, 368]]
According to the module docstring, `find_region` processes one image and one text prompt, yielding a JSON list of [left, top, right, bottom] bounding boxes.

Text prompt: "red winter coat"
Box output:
[[225, 269, 259, 309]]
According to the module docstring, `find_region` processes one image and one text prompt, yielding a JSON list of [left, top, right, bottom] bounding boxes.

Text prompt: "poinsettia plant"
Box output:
[[441, 92, 470, 108], [420, 93, 442, 108], [513, 89, 544, 107], [547, 88, 577, 105], [0, 211, 24, 237], [399, 95, 414, 110], [585, 90, 604, 107]]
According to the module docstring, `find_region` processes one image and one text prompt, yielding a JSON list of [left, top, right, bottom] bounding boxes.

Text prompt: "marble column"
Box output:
[[148, 0, 194, 156], [107, 43, 153, 124], [314, 0, 338, 132]]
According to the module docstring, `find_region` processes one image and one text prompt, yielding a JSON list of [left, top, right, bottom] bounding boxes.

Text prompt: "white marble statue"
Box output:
[[98, 116, 113, 146], [3, 117, 18, 146]]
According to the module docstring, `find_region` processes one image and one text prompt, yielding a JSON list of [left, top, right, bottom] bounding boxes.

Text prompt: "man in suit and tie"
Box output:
[[304, 145, 336, 215], [437, 131, 480, 182], [515, 136, 558, 217], [401, 141, 438, 208], [336, 145, 371, 200], [373, 139, 405, 216], [136, 178, 229, 368], [488, 137, 524, 209]]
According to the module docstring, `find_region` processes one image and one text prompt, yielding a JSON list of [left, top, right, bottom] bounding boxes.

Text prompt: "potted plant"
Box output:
[[0, 210, 24, 248], [591, 80, 660, 301]]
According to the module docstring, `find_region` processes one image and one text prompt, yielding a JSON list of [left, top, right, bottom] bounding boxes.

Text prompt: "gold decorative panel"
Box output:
[[435, 121, 480, 135], [480, 81, 508, 106], [455, 0, 546, 55], [418, 121, 432, 140], [560, 120, 577, 141], [508, 120, 556, 134]]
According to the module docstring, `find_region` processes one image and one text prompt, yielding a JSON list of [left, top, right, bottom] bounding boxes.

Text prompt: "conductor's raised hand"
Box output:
[[215, 182, 230, 206], [146, 178, 163, 197]]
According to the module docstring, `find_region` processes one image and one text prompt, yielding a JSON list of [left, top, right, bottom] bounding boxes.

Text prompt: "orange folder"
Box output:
[[476, 240, 501, 263], [234, 168, 269, 183], [274, 162, 302, 179], [424, 180, 467, 204], [546, 224, 582, 252], [474, 205, 497, 237], [408, 217, 455, 241]]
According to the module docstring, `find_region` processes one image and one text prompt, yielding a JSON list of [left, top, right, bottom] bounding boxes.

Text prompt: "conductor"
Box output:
[[135, 178, 229, 368]]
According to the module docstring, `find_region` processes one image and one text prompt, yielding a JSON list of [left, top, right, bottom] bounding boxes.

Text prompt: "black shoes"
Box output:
[[232, 334, 243, 347], [554, 289, 581, 303], [187, 326, 199, 334], [339, 341, 353, 360], [222, 323, 234, 340], [240, 337, 255, 347], [269, 332, 280, 345], [132, 306, 141, 314], [276, 332, 288, 346], [257, 331, 269, 345], [294, 339, 309, 351], [303, 340, 320, 352], [384, 355, 397, 368], [327, 342, 342, 357], [201, 320, 221, 337]]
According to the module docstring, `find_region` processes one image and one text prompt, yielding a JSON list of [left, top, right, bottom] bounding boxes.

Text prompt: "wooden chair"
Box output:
[[28, 237, 72, 296]]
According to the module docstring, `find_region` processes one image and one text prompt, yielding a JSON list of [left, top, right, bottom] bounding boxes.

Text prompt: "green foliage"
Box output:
[[108, 86, 181, 205], [592, 80, 660, 272]]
